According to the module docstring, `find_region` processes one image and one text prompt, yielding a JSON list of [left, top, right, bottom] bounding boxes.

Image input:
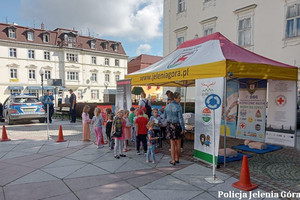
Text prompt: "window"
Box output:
[[91, 73, 97, 82], [177, 36, 184, 47], [45, 70, 51, 80], [77, 90, 83, 100], [66, 53, 78, 62], [9, 48, 17, 57], [27, 32, 34, 41], [102, 42, 109, 50], [178, 0, 185, 13], [115, 59, 120, 66], [115, 75, 120, 82], [238, 17, 252, 47], [204, 28, 213, 36], [43, 34, 50, 43], [105, 74, 110, 82], [91, 90, 99, 100], [67, 71, 79, 80], [286, 3, 300, 38], [91, 41, 96, 49], [113, 43, 119, 51], [8, 29, 15, 38], [10, 69, 17, 79], [29, 70, 36, 80], [28, 50, 35, 59], [91, 56, 97, 64], [44, 51, 50, 60], [105, 58, 110, 65]]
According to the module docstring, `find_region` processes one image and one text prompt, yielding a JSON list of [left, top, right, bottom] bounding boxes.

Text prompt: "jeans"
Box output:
[[114, 139, 124, 156], [45, 104, 54, 122], [136, 134, 147, 152], [70, 104, 76, 122], [131, 126, 136, 141], [147, 145, 156, 162]]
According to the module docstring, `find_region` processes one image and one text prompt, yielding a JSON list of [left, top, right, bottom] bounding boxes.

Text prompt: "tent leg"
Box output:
[[223, 77, 227, 168], [184, 86, 187, 113]]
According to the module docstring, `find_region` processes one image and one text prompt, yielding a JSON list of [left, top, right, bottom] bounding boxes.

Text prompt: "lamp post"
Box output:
[[39, 68, 45, 98]]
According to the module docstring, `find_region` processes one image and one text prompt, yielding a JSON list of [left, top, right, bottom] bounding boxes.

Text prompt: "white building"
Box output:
[[0, 23, 128, 104], [163, 0, 300, 100]]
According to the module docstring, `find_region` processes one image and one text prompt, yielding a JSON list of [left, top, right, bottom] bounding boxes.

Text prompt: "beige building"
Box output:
[[0, 23, 128, 104], [163, 0, 300, 100]]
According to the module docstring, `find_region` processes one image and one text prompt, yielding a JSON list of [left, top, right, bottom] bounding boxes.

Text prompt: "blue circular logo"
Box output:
[[205, 94, 221, 110]]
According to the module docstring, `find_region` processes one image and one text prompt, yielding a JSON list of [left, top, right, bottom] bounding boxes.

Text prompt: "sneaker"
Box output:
[[120, 154, 126, 157], [123, 149, 128, 152], [136, 151, 141, 155], [97, 145, 104, 149], [114, 155, 120, 159], [152, 161, 156, 164], [146, 160, 150, 163]]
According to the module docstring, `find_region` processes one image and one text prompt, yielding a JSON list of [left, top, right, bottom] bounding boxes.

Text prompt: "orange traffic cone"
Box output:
[[56, 125, 66, 142], [1, 125, 11, 142], [232, 155, 258, 191]]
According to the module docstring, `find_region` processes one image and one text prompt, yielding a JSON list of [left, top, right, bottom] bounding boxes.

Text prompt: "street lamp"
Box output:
[[39, 67, 45, 98]]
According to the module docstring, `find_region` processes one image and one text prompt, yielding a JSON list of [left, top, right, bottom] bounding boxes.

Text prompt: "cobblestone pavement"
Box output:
[[1, 119, 300, 198]]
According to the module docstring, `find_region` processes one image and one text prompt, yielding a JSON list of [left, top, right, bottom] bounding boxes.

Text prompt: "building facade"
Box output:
[[0, 23, 128, 104], [163, 0, 300, 100]]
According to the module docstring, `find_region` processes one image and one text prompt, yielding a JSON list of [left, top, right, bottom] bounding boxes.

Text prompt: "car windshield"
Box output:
[[13, 97, 39, 103]]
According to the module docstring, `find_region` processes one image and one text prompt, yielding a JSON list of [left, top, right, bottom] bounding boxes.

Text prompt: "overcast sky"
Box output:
[[0, 0, 163, 57]]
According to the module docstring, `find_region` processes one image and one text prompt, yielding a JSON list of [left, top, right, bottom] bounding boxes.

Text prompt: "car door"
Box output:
[[3, 98, 10, 118]]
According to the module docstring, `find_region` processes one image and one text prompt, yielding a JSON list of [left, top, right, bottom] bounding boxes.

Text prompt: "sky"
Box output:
[[0, 0, 163, 57]]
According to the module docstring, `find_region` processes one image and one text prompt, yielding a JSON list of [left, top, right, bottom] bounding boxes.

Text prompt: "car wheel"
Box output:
[[39, 118, 46, 123]]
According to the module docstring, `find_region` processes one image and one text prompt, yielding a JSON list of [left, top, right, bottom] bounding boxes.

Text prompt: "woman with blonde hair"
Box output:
[[91, 107, 104, 148], [82, 105, 91, 142]]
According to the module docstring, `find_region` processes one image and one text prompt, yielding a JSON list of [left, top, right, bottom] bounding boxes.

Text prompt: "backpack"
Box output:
[[112, 117, 123, 138], [143, 99, 152, 118]]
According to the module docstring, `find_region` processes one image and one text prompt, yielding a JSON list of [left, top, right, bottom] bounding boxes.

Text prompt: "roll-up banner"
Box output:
[[236, 79, 267, 142], [115, 79, 132, 111], [265, 80, 297, 147], [194, 77, 224, 164]]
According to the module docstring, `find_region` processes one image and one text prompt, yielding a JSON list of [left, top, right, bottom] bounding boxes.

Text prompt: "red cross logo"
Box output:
[[276, 95, 286, 106], [277, 97, 285, 105], [174, 54, 188, 64], [240, 123, 246, 129]]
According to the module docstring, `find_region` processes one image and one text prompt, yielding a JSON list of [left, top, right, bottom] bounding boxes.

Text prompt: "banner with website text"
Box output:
[[194, 77, 224, 165], [236, 79, 267, 142], [265, 80, 297, 147], [115, 79, 132, 112]]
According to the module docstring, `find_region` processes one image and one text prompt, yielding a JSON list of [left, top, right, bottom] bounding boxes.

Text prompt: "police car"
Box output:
[[2, 94, 46, 125]]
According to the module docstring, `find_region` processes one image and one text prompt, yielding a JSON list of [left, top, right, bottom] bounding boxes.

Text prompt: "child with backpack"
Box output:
[[91, 107, 104, 149], [111, 111, 126, 159], [139, 92, 152, 118], [106, 114, 114, 150], [149, 108, 162, 148]]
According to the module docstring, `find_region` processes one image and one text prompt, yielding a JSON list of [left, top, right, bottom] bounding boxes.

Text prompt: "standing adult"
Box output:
[[165, 90, 173, 105], [139, 92, 152, 118], [164, 92, 185, 165], [69, 89, 77, 123], [43, 90, 54, 123]]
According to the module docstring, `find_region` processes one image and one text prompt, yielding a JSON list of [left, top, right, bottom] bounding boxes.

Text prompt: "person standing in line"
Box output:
[[82, 105, 91, 142], [146, 121, 159, 163], [106, 114, 114, 150], [139, 92, 152, 118], [91, 107, 104, 149], [129, 107, 136, 142], [135, 109, 149, 155], [149, 108, 162, 148], [69, 89, 77, 123], [111, 111, 126, 159], [164, 92, 185, 165], [123, 110, 131, 152], [43, 90, 54, 123]]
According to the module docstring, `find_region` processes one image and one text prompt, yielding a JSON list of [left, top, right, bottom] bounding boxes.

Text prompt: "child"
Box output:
[[129, 107, 136, 142], [82, 105, 91, 142], [146, 121, 159, 163], [135, 109, 148, 155], [111, 111, 126, 159], [149, 108, 162, 147], [91, 107, 104, 149], [106, 114, 114, 150], [123, 110, 131, 152]]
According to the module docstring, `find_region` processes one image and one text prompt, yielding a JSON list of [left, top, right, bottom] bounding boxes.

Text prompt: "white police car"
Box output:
[[2, 94, 46, 125]]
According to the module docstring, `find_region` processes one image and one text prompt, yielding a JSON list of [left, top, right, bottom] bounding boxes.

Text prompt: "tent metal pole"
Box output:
[[184, 86, 187, 113], [223, 77, 227, 167]]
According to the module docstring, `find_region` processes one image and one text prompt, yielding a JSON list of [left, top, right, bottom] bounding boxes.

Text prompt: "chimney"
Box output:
[[41, 22, 44, 30]]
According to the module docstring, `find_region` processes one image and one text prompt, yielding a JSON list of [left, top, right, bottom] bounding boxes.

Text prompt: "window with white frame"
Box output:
[[105, 74, 110, 82], [45, 70, 51, 80], [204, 28, 213, 36], [91, 90, 99, 100], [9, 48, 17, 57], [43, 34, 50, 43], [113, 43, 119, 51], [102, 42, 108, 50], [105, 58, 109, 65], [178, 0, 186, 13], [91, 41, 96, 49], [28, 50, 35, 59], [66, 53, 78, 62], [8, 29, 16, 38], [175, 27, 187, 47], [29, 70, 36, 80], [177, 36, 184, 47], [67, 71, 79, 80], [115, 75, 120, 82], [201, 17, 217, 36], [44, 51, 50, 60], [238, 17, 253, 47], [27, 31, 34, 41], [10, 69, 17, 79], [115, 59, 120, 66], [91, 73, 97, 82], [91, 56, 97, 64], [77, 90, 83, 100], [286, 3, 300, 38]]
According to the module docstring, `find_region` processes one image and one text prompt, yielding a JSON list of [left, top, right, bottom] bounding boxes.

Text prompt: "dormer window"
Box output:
[[27, 31, 34, 41], [113, 43, 119, 52], [91, 40, 96, 49], [8, 28, 16, 39], [43, 33, 50, 43], [101, 41, 109, 50]]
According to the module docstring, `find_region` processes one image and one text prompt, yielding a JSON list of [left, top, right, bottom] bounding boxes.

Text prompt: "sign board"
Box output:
[[47, 79, 62, 86]]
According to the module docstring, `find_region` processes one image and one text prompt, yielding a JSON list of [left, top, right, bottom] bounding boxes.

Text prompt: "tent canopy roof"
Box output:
[[126, 32, 298, 86]]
